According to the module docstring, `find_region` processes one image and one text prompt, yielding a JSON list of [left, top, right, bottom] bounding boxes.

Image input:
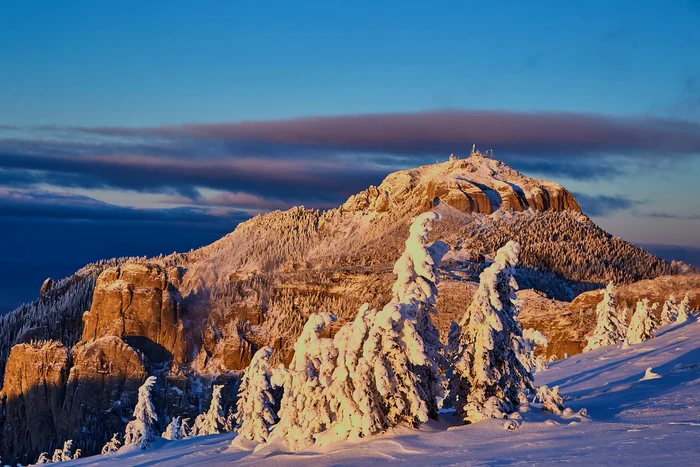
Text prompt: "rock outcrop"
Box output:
[[0, 341, 71, 464], [341, 154, 580, 215], [0, 337, 147, 465], [40, 277, 55, 297], [82, 263, 187, 363]]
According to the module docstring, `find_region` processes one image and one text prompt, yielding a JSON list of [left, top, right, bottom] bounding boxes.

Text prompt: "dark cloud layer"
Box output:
[[0, 188, 251, 227], [83, 110, 700, 156], [0, 151, 387, 205], [574, 193, 645, 217]]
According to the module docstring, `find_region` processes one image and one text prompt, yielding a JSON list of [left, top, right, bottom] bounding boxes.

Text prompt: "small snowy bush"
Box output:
[[515, 328, 549, 373], [535, 385, 565, 414], [676, 293, 691, 323], [101, 433, 122, 453], [51, 439, 78, 462], [162, 416, 186, 441], [660, 294, 678, 325]]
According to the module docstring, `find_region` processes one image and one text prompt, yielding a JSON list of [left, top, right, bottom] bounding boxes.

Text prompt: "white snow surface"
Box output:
[[64, 318, 700, 466]]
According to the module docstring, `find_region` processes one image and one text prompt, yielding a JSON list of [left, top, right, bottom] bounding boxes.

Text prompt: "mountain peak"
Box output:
[[341, 152, 580, 215]]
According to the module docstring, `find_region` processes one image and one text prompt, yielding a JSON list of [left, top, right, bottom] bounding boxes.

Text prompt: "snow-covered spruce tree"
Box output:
[[583, 282, 627, 352], [515, 328, 549, 374], [362, 300, 435, 428], [101, 433, 122, 453], [162, 416, 186, 441], [234, 346, 279, 443], [36, 452, 51, 464], [273, 312, 338, 450], [391, 211, 450, 418], [449, 241, 534, 424], [124, 376, 159, 449], [193, 385, 227, 436], [677, 293, 691, 323], [660, 294, 678, 325], [624, 299, 656, 347], [318, 303, 386, 443]]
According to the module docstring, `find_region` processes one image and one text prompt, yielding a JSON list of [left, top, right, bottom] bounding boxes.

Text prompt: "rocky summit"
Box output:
[[0, 153, 695, 464]]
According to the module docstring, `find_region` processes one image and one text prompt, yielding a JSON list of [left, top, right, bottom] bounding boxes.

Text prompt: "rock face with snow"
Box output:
[[341, 154, 580, 215], [82, 263, 187, 363], [0, 337, 147, 464]]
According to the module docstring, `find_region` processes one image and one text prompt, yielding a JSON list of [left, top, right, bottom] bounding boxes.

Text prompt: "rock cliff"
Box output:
[[0, 337, 147, 464], [82, 263, 187, 363]]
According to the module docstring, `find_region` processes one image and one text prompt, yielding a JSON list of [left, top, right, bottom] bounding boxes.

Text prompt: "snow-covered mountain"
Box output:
[[0, 152, 696, 465], [62, 316, 700, 466]]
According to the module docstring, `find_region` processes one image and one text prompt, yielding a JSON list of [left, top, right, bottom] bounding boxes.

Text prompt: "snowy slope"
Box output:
[[64, 318, 700, 466]]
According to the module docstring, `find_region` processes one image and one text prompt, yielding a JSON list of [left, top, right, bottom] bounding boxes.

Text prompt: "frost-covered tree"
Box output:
[[162, 416, 186, 441], [449, 241, 534, 423], [318, 304, 386, 443], [515, 328, 549, 374], [584, 282, 626, 352], [390, 211, 449, 418], [101, 433, 122, 454], [624, 299, 656, 347], [124, 376, 159, 449], [192, 385, 227, 436], [362, 300, 434, 428], [51, 440, 77, 462], [535, 385, 565, 414], [235, 346, 279, 443], [660, 294, 678, 325], [677, 293, 691, 323], [36, 452, 51, 463], [273, 312, 338, 450]]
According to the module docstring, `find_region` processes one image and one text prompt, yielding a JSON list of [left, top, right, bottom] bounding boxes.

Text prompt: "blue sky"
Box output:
[[1, 1, 699, 310]]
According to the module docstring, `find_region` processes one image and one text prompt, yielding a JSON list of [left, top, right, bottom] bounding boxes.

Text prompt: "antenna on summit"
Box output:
[[471, 144, 477, 156]]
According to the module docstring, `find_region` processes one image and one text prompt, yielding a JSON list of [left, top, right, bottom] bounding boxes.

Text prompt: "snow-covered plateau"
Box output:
[[63, 317, 700, 466]]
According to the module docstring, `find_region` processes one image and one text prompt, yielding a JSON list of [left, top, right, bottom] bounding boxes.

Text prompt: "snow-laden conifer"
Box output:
[[391, 211, 449, 418], [317, 304, 386, 443], [660, 294, 678, 325], [101, 433, 122, 454], [363, 300, 434, 427], [193, 385, 227, 436], [124, 376, 158, 449], [235, 346, 278, 443], [449, 241, 534, 423], [535, 385, 565, 414], [584, 282, 626, 352], [676, 293, 691, 323], [273, 312, 338, 450], [36, 452, 51, 464], [624, 299, 656, 347]]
